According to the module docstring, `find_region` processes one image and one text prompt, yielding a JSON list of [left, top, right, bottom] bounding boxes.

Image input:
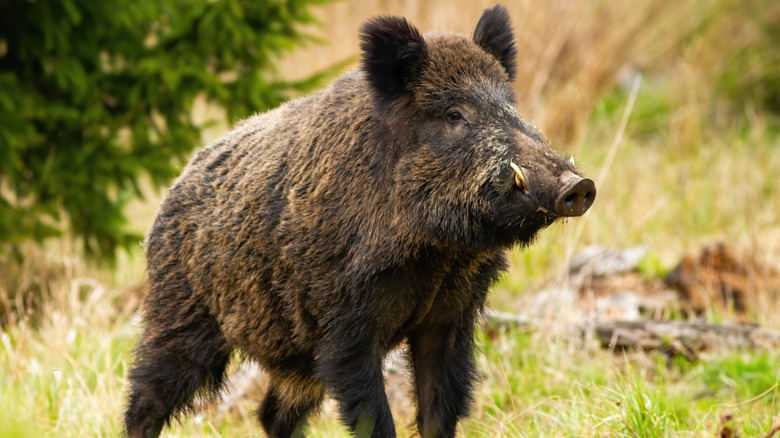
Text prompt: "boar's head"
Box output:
[[361, 5, 596, 250]]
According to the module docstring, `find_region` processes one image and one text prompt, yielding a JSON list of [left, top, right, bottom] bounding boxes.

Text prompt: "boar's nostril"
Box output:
[[554, 178, 596, 217]]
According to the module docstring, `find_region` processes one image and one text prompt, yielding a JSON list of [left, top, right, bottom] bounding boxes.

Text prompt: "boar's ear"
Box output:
[[360, 16, 428, 102], [473, 4, 517, 81]]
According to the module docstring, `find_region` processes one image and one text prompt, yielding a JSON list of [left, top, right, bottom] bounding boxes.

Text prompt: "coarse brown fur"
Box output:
[[124, 5, 596, 438]]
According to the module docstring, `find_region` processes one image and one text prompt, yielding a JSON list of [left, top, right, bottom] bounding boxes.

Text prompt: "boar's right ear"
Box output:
[[473, 4, 517, 81], [360, 16, 427, 102]]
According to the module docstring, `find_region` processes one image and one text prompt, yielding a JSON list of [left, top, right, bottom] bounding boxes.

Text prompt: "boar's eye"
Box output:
[[446, 110, 464, 123]]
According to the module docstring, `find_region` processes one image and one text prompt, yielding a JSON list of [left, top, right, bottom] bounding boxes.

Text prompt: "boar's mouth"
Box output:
[[509, 161, 529, 193], [507, 161, 597, 218]]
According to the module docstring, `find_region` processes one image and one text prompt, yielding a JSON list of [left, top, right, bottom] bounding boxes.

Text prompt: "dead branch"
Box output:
[[484, 311, 780, 357], [594, 320, 780, 358]]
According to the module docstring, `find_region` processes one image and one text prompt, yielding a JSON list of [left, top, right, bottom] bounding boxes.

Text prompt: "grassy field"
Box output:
[[2, 0, 780, 436]]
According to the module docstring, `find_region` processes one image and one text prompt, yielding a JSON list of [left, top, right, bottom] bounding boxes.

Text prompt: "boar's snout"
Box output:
[[554, 175, 596, 217]]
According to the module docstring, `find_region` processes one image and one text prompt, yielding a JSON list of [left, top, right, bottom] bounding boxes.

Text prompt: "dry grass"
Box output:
[[1, 251, 136, 437], [280, 0, 730, 146]]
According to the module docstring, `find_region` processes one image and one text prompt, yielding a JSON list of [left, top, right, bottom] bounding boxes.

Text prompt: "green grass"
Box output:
[[0, 282, 133, 437], [461, 330, 780, 437], [5, 310, 780, 437]]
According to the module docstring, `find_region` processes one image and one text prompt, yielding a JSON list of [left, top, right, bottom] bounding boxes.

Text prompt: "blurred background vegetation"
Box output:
[[1, 0, 779, 436], [0, 0, 329, 260]]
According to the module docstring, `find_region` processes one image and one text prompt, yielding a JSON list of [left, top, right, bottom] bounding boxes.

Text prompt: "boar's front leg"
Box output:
[[315, 322, 396, 438], [408, 315, 479, 438]]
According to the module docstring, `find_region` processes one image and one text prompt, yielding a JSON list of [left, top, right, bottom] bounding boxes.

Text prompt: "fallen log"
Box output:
[[483, 310, 532, 333], [483, 311, 780, 358], [594, 320, 780, 359]]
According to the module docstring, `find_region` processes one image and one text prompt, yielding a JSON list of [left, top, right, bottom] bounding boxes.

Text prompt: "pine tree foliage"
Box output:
[[0, 0, 329, 260]]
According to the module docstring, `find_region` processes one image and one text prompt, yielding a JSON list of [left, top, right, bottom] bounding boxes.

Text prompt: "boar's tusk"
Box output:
[[569, 156, 576, 166], [509, 162, 529, 193]]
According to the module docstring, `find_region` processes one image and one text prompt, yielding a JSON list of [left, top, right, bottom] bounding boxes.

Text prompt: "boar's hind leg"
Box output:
[[408, 318, 479, 438], [257, 372, 324, 438], [124, 305, 231, 438]]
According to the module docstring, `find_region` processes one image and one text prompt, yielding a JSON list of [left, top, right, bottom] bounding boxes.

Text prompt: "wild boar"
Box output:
[[124, 5, 596, 438]]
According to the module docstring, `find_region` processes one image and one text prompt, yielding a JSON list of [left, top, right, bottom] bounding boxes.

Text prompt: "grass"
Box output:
[[465, 330, 780, 437], [6, 297, 780, 437], [3, 0, 780, 436], [0, 277, 132, 437]]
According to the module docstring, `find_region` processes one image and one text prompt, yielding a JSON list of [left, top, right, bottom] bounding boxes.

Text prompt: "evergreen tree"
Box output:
[[0, 0, 329, 260]]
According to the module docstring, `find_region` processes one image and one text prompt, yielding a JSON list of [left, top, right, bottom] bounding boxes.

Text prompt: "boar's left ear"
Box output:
[[473, 4, 517, 81], [360, 16, 428, 102]]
